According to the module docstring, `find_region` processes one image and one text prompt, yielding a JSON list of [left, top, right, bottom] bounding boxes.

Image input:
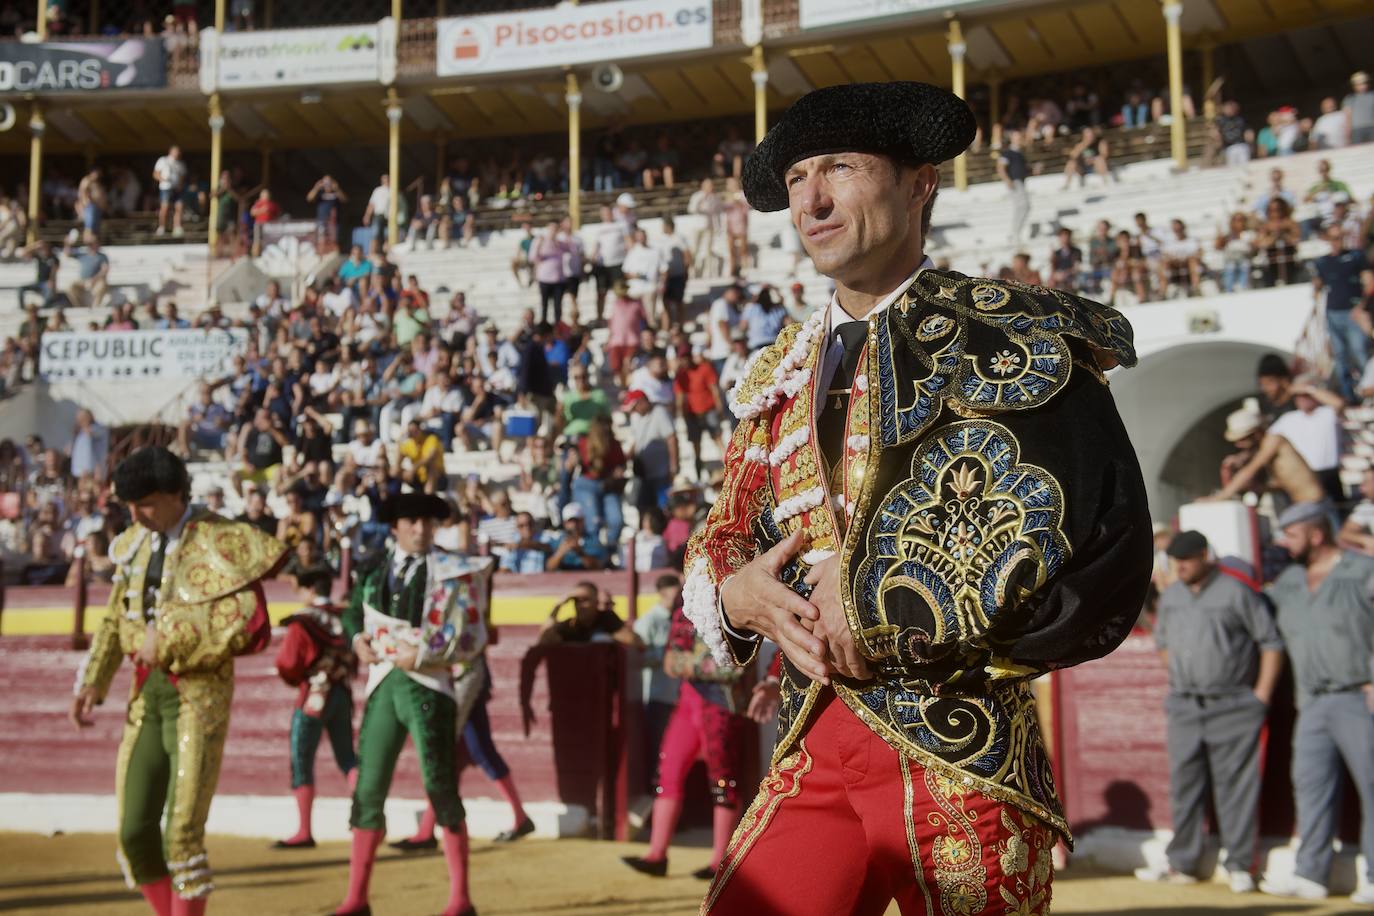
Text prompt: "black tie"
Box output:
[[818, 321, 869, 480], [391, 554, 419, 596], [142, 536, 167, 621]]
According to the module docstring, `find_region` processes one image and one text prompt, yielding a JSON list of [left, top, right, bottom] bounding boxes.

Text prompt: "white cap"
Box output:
[[562, 503, 585, 523], [615, 192, 637, 209]]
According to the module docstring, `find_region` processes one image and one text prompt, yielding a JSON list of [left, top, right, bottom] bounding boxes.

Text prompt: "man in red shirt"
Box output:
[[673, 345, 724, 482]]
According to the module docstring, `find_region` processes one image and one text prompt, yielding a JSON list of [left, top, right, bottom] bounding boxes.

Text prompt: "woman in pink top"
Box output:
[[530, 221, 568, 325], [606, 280, 648, 387]]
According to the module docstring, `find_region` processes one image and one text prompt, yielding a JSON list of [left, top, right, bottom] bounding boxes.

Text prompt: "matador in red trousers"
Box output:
[[683, 82, 1153, 915]]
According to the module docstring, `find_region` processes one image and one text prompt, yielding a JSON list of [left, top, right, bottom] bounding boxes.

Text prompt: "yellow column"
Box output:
[[214, 0, 225, 32], [392, 0, 402, 23], [750, 44, 768, 143], [386, 89, 402, 248], [1200, 36, 1216, 120], [208, 93, 224, 254], [26, 102, 43, 246], [566, 71, 582, 230], [1163, 0, 1187, 170], [36, 0, 48, 38], [947, 18, 967, 190]]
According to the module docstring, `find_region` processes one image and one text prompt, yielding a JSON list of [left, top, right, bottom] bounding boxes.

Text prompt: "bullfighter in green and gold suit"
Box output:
[[71, 447, 286, 915]]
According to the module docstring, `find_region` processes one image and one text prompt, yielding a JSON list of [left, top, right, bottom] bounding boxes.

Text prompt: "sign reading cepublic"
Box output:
[[40, 329, 249, 382], [214, 24, 383, 89], [0, 39, 166, 93], [437, 0, 712, 77], [799, 0, 986, 30]]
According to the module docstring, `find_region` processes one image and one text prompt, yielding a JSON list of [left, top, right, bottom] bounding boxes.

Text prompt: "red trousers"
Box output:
[[702, 691, 1056, 916]]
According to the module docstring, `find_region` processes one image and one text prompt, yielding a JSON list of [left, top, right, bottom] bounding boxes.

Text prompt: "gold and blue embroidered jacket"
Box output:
[[683, 268, 1153, 839]]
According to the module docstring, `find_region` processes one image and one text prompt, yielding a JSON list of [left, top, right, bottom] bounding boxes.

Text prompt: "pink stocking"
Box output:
[[170, 896, 206, 916], [711, 804, 741, 869], [138, 877, 172, 916], [439, 824, 472, 916], [495, 774, 528, 828], [644, 796, 683, 863], [284, 785, 315, 843], [335, 828, 383, 914]]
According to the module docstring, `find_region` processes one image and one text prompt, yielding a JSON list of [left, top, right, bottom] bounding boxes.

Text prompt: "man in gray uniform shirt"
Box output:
[[1262, 502, 1374, 905], [1136, 530, 1284, 893]]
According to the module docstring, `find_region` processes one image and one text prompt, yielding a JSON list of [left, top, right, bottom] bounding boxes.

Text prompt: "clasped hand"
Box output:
[[720, 531, 871, 685]]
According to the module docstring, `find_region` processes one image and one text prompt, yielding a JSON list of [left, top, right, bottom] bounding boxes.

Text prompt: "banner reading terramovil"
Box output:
[[206, 23, 389, 90], [40, 329, 249, 382], [0, 38, 166, 93], [437, 0, 712, 77]]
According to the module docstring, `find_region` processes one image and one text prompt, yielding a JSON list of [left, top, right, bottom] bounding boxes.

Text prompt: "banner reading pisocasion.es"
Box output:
[[436, 0, 712, 77]]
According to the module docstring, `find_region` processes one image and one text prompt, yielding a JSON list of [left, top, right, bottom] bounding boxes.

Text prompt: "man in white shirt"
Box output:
[[362, 175, 391, 249], [322, 275, 359, 318], [348, 420, 386, 471], [1158, 219, 1202, 296], [416, 373, 465, 449], [1269, 376, 1345, 502], [152, 145, 186, 237], [706, 284, 744, 371], [655, 217, 693, 329], [627, 350, 674, 409], [590, 205, 629, 320], [1310, 97, 1349, 150], [621, 228, 662, 320], [255, 279, 291, 318]]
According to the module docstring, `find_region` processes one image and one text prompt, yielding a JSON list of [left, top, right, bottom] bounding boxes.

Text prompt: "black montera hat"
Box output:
[[741, 81, 977, 213], [113, 446, 190, 502], [379, 491, 451, 525]]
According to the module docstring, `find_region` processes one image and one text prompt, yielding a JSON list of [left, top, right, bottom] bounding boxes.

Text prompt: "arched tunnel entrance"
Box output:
[[1110, 340, 1295, 522]]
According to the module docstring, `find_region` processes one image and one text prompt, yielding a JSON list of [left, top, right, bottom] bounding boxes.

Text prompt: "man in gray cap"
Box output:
[[1136, 531, 1283, 892], [1262, 501, 1374, 904]]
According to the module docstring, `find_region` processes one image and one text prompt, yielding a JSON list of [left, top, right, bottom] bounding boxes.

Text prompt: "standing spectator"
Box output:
[[1256, 198, 1301, 287], [76, 167, 106, 244], [1343, 70, 1374, 145], [1086, 220, 1118, 295], [475, 489, 520, 560], [1062, 126, 1112, 188], [67, 408, 108, 482], [605, 281, 648, 387], [516, 323, 558, 419], [996, 129, 1030, 244], [1261, 503, 1374, 906], [624, 389, 677, 513], [1135, 531, 1283, 892], [628, 350, 675, 410], [249, 189, 280, 256], [689, 178, 724, 278], [674, 345, 723, 482], [571, 414, 626, 550], [152, 144, 186, 237], [590, 206, 629, 321], [621, 228, 662, 320], [238, 487, 278, 537], [1158, 219, 1203, 297], [741, 287, 789, 352], [307, 174, 347, 251], [1312, 223, 1369, 402], [537, 581, 639, 645], [1310, 98, 1348, 151], [656, 217, 693, 330], [65, 239, 109, 310], [531, 221, 568, 326], [362, 174, 391, 249], [723, 177, 750, 278], [1215, 213, 1257, 293], [1269, 377, 1346, 502], [1048, 227, 1082, 292], [705, 284, 743, 373], [632, 573, 681, 792]]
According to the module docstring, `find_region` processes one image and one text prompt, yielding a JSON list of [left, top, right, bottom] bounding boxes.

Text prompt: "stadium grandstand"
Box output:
[[2, 0, 1374, 912]]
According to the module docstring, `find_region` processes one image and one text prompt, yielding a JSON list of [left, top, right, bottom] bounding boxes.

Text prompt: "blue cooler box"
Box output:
[[504, 408, 538, 438]]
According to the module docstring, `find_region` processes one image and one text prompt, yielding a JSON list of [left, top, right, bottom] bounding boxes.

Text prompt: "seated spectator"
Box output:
[[1208, 100, 1253, 167], [1251, 168, 1296, 218], [65, 528, 114, 586], [628, 350, 674, 410], [338, 245, 372, 289], [633, 506, 670, 572], [1255, 198, 1300, 287], [537, 581, 641, 647], [1215, 213, 1257, 293], [408, 194, 441, 250], [457, 372, 505, 453], [414, 371, 463, 449], [1085, 220, 1117, 295], [542, 503, 606, 571], [1048, 228, 1083, 292], [179, 383, 234, 457], [663, 491, 697, 567], [1158, 219, 1203, 297], [1062, 126, 1111, 188], [1008, 252, 1043, 286], [60, 489, 105, 560], [1026, 96, 1064, 144], [67, 408, 107, 483], [398, 418, 445, 494], [231, 407, 289, 496], [65, 239, 109, 310], [1302, 158, 1354, 238], [499, 511, 552, 573], [276, 486, 319, 551], [25, 501, 68, 585], [714, 125, 750, 180], [642, 134, 679, 190], [1203, 404, 1325, 506], [1064, 83, 1102, 131]]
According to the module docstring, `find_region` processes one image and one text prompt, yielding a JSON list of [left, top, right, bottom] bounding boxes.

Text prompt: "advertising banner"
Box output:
[[39, 329, 249, 382], [214, 23, 384, 89], [799, 0, 985, 31], [437, 0, 712, 77], [0, 38, 166, 93]]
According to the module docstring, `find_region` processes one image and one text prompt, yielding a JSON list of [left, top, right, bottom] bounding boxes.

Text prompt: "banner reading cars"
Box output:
[[799, 0, 986, 30], [437, 0, 712, 77], [0, 38, 165, 93], [205, 22, 392, 90], [40, 329, 249, 382]]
